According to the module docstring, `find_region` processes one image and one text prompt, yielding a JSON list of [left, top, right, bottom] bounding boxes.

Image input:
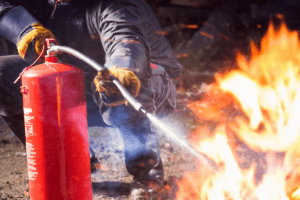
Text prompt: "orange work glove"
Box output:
[[17, 23, 56, 58], [94, 66, 141, 105]]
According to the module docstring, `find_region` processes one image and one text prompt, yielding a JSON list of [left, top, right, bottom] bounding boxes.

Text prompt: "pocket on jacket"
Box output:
[[146, 64, 177, 115]]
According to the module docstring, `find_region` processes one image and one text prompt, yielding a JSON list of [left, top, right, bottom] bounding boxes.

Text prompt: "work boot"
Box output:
[[130, 158, 168, 200], [130, 179, 164, 200], [89, 146, 99, 173]]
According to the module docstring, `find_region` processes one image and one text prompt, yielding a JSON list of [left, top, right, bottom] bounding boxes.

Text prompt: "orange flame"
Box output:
[[177, 22, 300, 199]]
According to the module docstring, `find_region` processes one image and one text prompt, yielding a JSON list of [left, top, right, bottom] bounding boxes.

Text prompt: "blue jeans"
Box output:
[[91, 64, 177, 183]]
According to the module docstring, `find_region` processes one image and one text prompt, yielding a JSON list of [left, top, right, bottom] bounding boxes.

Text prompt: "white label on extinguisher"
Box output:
[[23, 108, 32, 115], [24, 108, 38, 181], [24, 108, 34, 137], [26, 142, 38, 181]]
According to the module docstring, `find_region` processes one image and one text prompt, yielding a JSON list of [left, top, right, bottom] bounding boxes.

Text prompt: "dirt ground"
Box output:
[[0, 87, 206, 200], [0, 130, 29, 200]]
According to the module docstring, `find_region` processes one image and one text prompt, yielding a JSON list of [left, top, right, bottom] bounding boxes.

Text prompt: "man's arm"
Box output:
[[0, 1, 55, 60], [0, 5, 38, 45], [97, 1, 150, 80], [91, 1, 152, 105]]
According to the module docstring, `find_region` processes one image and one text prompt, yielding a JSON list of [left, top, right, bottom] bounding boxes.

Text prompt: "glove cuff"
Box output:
[[0, 6, 38, 44]]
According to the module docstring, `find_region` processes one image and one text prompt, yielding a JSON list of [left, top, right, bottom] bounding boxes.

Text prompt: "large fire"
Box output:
[[176, 22, 300, 199]]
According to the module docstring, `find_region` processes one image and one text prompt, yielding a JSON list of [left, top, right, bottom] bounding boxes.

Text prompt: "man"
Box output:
[[0, 0, 181, 199]]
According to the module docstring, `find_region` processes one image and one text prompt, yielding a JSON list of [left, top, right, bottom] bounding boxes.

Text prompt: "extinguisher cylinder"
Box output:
[[22, 55, 93, 200]]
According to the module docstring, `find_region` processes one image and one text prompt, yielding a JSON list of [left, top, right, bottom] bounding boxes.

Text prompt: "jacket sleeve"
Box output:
[[96, 1, 150, 79], [0, 2, 38, 45]]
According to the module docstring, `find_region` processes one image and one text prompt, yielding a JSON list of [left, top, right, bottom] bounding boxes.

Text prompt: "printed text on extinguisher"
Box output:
[[24, 108, 38, 181]]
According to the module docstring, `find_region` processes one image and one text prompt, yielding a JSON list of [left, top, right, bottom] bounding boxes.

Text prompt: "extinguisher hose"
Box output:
[[48, 45, 146, 113], [48, 45, 219, 172]]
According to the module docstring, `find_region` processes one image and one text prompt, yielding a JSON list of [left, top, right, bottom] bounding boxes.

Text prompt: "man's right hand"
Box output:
[[17, 23, 55, 59], [94, 66, 141, 98], [94, 66, 141, 107]]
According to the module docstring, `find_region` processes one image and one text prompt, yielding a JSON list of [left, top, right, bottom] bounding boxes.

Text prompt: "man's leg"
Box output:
[[1, 113, 25, 144], [117, 117, 164, 184], [0, 55, 28, 144], [92, 65, 176, 199], [117, 117, 164, 200]]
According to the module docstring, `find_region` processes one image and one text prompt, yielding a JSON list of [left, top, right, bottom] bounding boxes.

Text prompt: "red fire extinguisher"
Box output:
[[21, 40, 93, 199]]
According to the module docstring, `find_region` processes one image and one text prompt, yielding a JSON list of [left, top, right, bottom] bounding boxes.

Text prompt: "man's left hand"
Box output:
[[17, 23, 56, 59]]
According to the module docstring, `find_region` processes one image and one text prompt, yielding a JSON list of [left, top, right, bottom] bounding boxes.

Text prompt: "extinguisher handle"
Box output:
[[48, 45, 146, 113]]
